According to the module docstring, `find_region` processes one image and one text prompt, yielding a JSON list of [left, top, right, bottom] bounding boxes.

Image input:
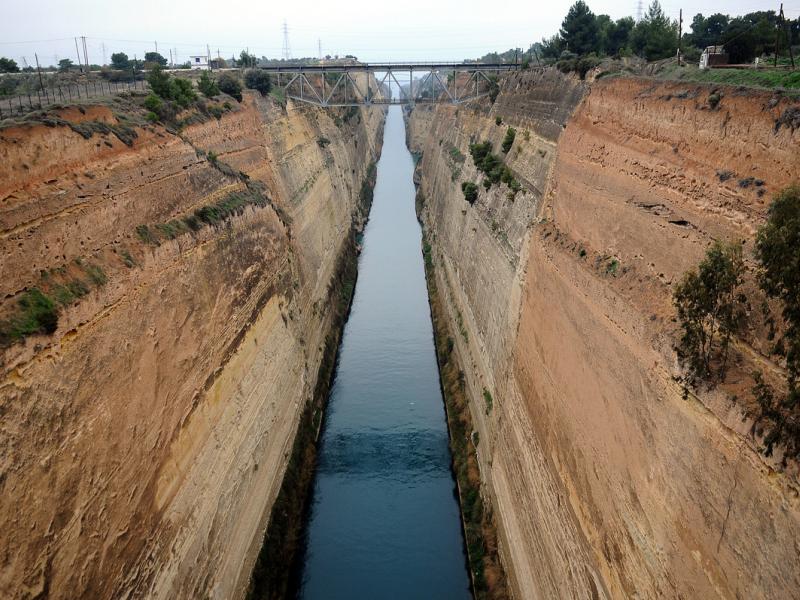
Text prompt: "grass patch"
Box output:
[[657, 65, 800, 91], [0, 289, 58, 345], [482, 388, 494, 414]]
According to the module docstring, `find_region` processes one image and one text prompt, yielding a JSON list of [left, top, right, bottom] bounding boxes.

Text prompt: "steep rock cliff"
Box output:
[[0, 95, 383, 599], [408, 70, 800, 599]]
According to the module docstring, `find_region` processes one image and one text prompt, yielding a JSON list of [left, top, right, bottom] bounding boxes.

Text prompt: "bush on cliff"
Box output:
[[673, 240, 745, 385], [198, 71, 220, 98], [501, 127, 516, 153], [146, 65, 197, 108], [461, 182, 479, 204], [244, 69, 272, 95], [0, 289, 58, 346], [748, 185, 800, 462], [218, 73, 243, 102]]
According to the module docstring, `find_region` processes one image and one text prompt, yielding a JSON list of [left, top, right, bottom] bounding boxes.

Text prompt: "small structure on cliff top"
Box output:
[[699, 46, 729, 69], [189, 55, 209, 70]]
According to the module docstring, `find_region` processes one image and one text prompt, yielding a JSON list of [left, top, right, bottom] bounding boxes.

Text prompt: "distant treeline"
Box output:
[[480, 1, 799, 65]]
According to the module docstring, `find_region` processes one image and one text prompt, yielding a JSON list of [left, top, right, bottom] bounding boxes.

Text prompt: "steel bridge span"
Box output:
[[258, 62, 521, 107]]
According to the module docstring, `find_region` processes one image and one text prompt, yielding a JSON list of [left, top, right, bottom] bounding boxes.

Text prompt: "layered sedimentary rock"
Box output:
[[408, 70, 800, 598], [0, 95, 383, 598]]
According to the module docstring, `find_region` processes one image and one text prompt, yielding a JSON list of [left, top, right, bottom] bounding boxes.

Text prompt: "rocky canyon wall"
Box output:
[[0, 94, 383, 598], [408, 70, 800, 598]]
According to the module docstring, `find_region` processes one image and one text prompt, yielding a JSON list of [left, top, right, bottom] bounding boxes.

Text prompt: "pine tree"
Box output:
[[560, 1, 600, 56]]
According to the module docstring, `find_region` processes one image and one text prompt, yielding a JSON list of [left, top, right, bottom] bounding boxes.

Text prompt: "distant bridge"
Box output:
[[259, 62, 521, 107]]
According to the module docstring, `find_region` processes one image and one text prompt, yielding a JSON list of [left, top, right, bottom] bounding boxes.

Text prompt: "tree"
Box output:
[[688, 13, 729, 49], [631, 0, 678, 60], [147, 64, 172, 98], [218, 72, 243, 101], [721, 20, 756, 63], [111, 52, 130, 70], [673, 240, 745, 385], [244, 69, 272, 95], [58, 58, 74, 72], [461, 182, 478, 204], [606, 17, 635, 56], [144, 52, 167, 67], [560, 1, 600, 55], [540, 34, 565, 59], [755, 186, 800, 385], [239, 50, 257, 68], [0, 57, 20, 73], [749, 186, 800, 462], [198, 71, 220, 97]]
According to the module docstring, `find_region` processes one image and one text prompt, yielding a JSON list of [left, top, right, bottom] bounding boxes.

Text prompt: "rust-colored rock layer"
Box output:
[[408, 71, 800, 599], [0, 97, 383, 599]]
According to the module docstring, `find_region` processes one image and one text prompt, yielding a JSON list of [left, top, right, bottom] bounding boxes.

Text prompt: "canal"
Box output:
[[294, 106, 471, 599]]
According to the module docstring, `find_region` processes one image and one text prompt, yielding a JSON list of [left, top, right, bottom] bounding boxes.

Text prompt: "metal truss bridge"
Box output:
[[259, 62, 520, 107]]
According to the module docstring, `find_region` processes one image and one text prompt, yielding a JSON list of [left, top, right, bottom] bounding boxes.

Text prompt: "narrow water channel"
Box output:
[[294, 106, 471, 599]]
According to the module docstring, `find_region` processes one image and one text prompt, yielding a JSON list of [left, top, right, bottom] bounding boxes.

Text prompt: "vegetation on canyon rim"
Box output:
[[674, 185, 800, 464]]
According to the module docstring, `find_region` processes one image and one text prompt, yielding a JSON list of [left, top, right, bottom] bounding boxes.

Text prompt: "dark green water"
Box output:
[[295, 106, 471, 599]]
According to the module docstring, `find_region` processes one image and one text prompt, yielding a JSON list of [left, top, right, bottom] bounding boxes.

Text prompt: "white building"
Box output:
[[189, 55, 209, 70]]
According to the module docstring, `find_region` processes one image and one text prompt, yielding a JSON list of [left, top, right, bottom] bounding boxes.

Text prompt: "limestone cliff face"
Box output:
[[408, 71, 800, 599], [0, 95, 383, 599]]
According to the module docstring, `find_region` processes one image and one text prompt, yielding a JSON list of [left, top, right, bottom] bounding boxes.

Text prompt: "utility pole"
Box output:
[[677, 9, 683, 66], [786, 6, 795, 69], [74, 37, 83, 72], [82, 36, 89, 70], [774, 3, 783, 67], [318, 38, 322, 61], [35, 53, 44, 91], [101, 42, 107, 66], [207, 44, 211, 71]]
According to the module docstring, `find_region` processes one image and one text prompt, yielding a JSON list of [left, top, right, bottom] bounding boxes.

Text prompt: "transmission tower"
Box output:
[[282, 20, 292, 60], [635, 0, 644, 21]]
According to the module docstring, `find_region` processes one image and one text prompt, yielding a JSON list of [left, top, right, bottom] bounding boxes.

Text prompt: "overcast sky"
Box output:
[[2, 0, 796, 67]]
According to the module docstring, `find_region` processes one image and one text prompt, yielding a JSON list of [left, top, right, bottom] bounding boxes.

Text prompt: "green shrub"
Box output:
[[495, 115, 502, 125], [244, 69, 272, 95], [0, 289, 58, 345], [218, 73, 243, 101], [501, 127, 516, 153], [136, 224, 159, 245], [461, 182, 479, 204], [483, 388, 493, 414], [198, 71, 220, 97], [147, 65, 172, 99], [749, 185, 800, 462], [144, 93, 163, 113], [673, 240, 745, 385], [145, 111, 158, 123], [169, 78, 196, 107]]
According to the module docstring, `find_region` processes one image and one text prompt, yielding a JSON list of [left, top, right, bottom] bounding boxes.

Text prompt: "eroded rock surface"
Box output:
[[408, 71, 800, 599]]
